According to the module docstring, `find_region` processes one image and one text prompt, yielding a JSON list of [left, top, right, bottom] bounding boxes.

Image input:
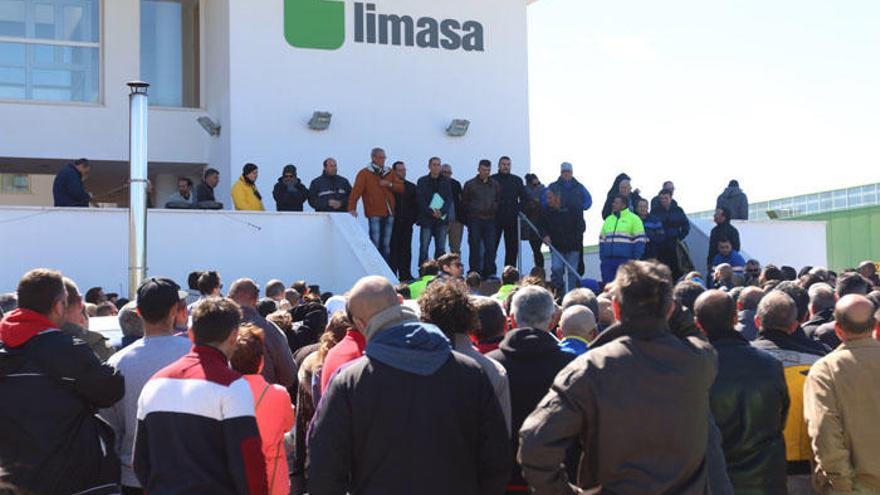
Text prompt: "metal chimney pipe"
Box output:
[[127, 81, 150, 298]]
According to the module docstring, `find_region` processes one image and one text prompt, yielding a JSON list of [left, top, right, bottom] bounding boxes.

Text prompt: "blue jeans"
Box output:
[[419, 222, 447, 266], [551, 250, 581, 292], [467, 219, 497, 277], [369, 216, 394, 263], [600, 257, 629, 283]]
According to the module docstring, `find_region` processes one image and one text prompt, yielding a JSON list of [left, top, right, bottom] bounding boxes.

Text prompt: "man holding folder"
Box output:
[[416, 157, 453, 266]]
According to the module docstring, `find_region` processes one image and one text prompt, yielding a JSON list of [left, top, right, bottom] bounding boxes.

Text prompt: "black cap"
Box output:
[[728, 179, 739, 187], [282, 164, 297, 176], [137, 277, 187, 318]]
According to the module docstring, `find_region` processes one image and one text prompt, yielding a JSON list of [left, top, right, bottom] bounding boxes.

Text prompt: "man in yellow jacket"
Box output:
[[231, 163, 265, 211]]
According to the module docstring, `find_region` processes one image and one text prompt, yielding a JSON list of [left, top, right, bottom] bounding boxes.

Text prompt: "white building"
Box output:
[[0, 0, 532, 206]]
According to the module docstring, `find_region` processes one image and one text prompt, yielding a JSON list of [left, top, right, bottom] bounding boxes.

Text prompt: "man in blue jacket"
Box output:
[[53, 158, 92, 207]]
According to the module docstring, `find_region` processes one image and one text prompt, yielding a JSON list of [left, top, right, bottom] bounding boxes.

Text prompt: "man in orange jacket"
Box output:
[[349, 147, 404, 263]]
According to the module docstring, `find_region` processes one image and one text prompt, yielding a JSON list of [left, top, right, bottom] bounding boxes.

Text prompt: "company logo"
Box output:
[[284, 0, 485, 52]]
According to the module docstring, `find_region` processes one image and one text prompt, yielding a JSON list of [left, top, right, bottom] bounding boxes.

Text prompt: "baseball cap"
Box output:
[[137, 277, 188, 319], [560, 162, 573, 172]]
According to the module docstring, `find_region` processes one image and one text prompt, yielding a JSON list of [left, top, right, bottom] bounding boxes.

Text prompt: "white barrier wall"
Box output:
[[0, 206, 394, 296]]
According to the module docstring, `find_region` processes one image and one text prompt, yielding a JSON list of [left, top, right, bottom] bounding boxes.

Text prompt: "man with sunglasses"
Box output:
[[273, 164, 310, 212]]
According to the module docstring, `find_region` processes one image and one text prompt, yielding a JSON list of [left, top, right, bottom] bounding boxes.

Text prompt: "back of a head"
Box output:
[[614, 261, 674, 324], [694, 290, 736, 337], [317, 312, 353, 363], [265, 279, 286, 300], [0, 293, 18, 314], [291, 280, 308, 294], [197, 271, 221, 295], [420, 260, 440, 277], [187, 271, 203, 291], [597, 297, 615, 327], [256, 298, 277, 318], [62, 277, 82, 308], [511, 285, 556, 330], [760, 265, 784, 284], [437, 253, 460, 271], [191, 297, 242, 345], [836, 272, 870, 297], [560, 306, 597, 340], [96, 302, 117, 317], [16, 268, 66, 317], [118, 301, 145, 338], [84, 286, 103, 304], [472, 296, 505, 341], [756, 291, 797, 333], [395, 283, 411, 300], [673, 280, 705, 313], [501, 266, 520, 286], [266, 310, 293, 332], [347, 276, 400, 330], [465, 271, 481, 291], [230, 323, 264, 375], [834, 294, 876, 336], [561, 288, 599, 317], [228, 278, 259, 305], [780, 266, 798, 281], [738, 286, 764, 312], [808, 283, 835, 314], [419, 280, 476, 338], [773, 281, 809, 323]]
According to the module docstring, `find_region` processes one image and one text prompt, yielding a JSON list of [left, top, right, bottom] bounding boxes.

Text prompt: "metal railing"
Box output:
[[517, 212, 580, 293]]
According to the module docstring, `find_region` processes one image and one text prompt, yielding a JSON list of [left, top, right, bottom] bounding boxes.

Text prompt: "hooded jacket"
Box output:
[[308, 173, 352, 212], [717, 187, 749, 220], [53, 163, 91, 207], [0, 309, 125, 495], [272, 176, 310, 212], [232, 176, 265, 211], [307, 304, 510, 495]]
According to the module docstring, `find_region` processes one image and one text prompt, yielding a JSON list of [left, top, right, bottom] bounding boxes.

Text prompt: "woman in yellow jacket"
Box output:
[[231, 163, 265, 211]]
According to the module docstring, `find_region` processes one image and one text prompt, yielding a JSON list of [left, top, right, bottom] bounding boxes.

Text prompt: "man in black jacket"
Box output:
[[0, 269, 124, 495], [416, 157, 453, 266], [695, 290, 789, 495], [491, 156, 529, 270], [708, 207, 740, 273], [462, 159, 501, 277], [273, 164, 310, 211], [308, 158, 352, 212], [308, 276, 510, 495], [488, 285, 574, 494], [194, 167, 220, 203], [53, 158, 92, 207], [390, 161, 419, 281]]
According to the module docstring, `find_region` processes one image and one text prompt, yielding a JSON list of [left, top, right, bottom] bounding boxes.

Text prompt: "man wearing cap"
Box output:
[[100, 277, 192, 495], [273, 164, 310, 212], [539, 162, 593, 291]]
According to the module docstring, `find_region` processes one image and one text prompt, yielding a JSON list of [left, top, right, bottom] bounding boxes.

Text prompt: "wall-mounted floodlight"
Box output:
[[197, 116, 221, 137], [446, 119, 470, 137], [308, 111, 332, 131]]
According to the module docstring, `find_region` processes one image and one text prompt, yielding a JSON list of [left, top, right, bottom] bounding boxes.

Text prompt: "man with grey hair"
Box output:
[[561, 287, 599, 316], [348, 147, 404, 263], [752, 290, 822, 493], [228, 278, 297, 388], [308, 276, 509, 495], [804, 294, 880, 495], [0, 293, 16, 315], [804, 282, 835, 339], [558, 306, 598, 356], [118, 300, 145, 348], [735, 286, 763, 340], [488, 286, 575, 492]]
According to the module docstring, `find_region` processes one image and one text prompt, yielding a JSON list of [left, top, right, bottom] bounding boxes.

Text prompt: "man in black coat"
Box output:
[[416, 157, 453, 266], [308, 276, 510, 495], [491, 156, 529, 270], [273, 164, 310, 211], [441, 163, 465, 254], [0, 269, 124, 495], [695, 290, 789, 495], [651, 189, 691, 280], [390, 161, 419, 281], [308, 158, 352, 212], [53, 158, 92, 207], [708, 207, 741, 273], [488, 285, 575, 494]]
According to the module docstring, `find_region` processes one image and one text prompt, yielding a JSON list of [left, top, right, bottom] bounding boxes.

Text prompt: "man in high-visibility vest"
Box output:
[[599, 195, 647, 283]]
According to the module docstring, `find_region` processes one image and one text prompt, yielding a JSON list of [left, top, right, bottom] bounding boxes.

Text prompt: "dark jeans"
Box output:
[[390, 221, 414, 280], [368, 216, 394, 264], [122, 487, 145, 495], [528, 236, 545, 272], [468, 218, 498, 277], [419, 222, 447, 266], [495, 221, 520, 268]]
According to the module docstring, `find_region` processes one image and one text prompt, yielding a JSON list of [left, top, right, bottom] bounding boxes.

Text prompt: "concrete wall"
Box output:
[[0, 206, 394, 296]]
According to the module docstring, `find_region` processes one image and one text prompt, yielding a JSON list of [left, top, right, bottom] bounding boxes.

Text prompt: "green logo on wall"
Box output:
[[284, 0, 346, 50]]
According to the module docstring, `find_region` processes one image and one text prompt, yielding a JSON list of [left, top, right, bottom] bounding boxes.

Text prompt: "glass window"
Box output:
[[140, 0, 199, 107], [0, 0, 99, 103], [0, 173, 31, 193]]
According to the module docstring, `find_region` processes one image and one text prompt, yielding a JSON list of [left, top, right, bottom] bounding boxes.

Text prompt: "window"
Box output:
[[0, 173, 31, 193], [0, 0, 99, 102], [140, 0, 199, 107]]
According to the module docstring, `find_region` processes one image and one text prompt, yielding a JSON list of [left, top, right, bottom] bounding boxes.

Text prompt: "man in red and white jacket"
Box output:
[[134, 297, 268, 495]]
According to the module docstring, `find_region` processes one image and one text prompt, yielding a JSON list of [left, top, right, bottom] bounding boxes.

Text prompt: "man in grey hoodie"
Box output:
[[716, 180, 749, 220]]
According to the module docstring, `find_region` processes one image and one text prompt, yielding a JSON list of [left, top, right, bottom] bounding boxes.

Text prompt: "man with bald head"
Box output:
[[695, 290, 789, 494], [308, 276, 510, 495], [558, 306, 598, 356], [804, 295, 880, 495], [228, 278, 297, 388]]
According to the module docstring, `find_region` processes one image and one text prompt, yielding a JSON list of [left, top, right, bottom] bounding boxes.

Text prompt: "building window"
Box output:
[[140, 0, 199, 108], [0, 0, 100, 103], [0, 173, 31, 193]]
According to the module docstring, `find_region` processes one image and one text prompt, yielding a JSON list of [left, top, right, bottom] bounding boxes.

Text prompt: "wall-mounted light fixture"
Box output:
[[446, 119, 470, 137], [197, 116, 221, 137], [308, 111, 332, 131]]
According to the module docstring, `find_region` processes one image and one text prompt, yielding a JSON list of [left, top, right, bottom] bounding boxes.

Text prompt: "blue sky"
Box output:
[[527, 0, 880, 227]]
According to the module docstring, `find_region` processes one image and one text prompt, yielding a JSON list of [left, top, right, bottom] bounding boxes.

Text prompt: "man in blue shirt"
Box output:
[[711, 238, 746, 277]]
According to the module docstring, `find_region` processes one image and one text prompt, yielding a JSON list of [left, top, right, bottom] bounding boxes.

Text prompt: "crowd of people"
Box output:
[[53, 155, 754, 294], [1, 250, 879, 495]]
